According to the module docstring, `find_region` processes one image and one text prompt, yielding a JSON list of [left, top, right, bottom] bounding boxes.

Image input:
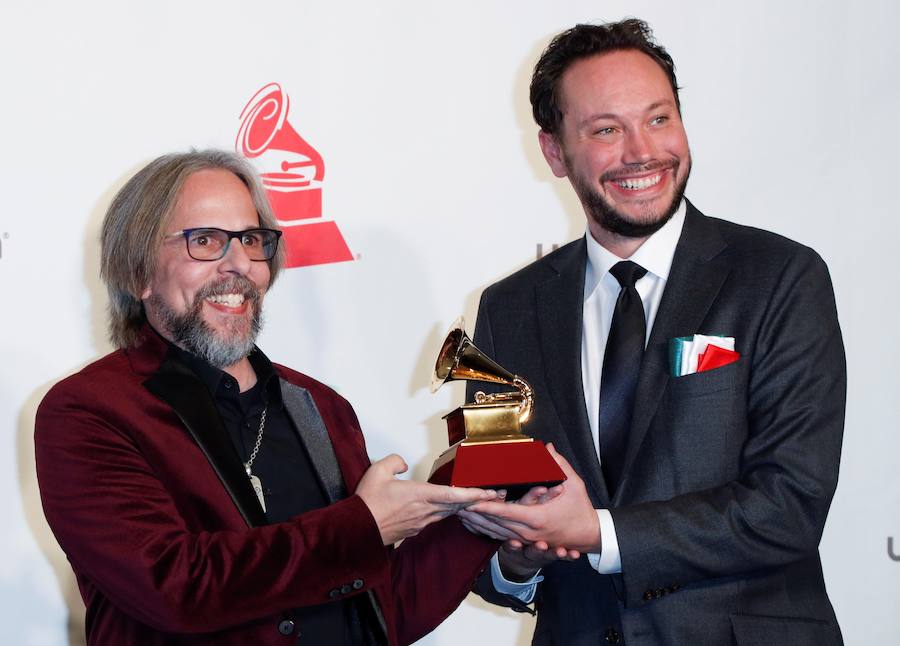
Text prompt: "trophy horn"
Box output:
[[431, 318, 533, 423]]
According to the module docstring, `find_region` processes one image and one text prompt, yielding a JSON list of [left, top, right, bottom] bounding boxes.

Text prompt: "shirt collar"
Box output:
[[169, 343, 283, 408], [584, 198, 687, 299]]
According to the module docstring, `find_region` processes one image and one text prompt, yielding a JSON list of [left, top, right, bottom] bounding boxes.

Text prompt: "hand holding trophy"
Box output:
[[428, 318, 565, 499]]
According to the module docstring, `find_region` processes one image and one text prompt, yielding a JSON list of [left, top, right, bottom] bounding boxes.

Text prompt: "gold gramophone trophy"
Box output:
[[428, 318, 565, 499]]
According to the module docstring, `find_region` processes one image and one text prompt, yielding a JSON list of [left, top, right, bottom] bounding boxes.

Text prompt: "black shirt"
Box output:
[[174, 345, 359, 644]]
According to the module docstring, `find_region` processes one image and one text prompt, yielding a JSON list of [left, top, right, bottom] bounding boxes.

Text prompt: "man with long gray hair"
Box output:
[[35, 149, 498, 645]]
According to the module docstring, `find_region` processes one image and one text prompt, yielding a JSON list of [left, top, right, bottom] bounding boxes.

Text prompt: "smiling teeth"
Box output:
[[616, 174, 662, 190], [207, 293, 245, 307]]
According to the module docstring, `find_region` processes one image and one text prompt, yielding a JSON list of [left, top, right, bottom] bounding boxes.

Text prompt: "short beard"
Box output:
[[569, 157, 690, 239], [149, 276, 263, 369]]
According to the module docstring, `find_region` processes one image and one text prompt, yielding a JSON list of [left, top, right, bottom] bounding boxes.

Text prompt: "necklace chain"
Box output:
[[244, 407, 267, 477]]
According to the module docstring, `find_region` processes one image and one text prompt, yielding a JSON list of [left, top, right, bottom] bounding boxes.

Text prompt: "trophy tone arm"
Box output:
[[473, 377, 534, 425]]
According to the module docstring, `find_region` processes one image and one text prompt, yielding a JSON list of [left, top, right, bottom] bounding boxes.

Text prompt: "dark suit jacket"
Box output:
[[471, 202, 845, 645], [35, 327, 495, 645]]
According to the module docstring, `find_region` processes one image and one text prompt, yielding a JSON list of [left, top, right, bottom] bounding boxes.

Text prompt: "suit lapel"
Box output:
[[280, 381, 347, 504], [536, 238, 610, 506], [279, 384, 389, 643], [617, 203, 731, 497], [280, 383, 388, 643], [143, 351, 268, 528]]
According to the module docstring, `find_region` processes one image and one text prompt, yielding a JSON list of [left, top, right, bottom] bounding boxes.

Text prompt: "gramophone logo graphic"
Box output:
[[236, 82, 353, 268]]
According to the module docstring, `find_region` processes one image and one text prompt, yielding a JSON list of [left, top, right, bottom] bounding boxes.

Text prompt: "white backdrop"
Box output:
[[2, 1, 898, 644]]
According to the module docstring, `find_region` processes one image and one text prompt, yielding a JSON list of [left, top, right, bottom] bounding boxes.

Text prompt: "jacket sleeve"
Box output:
[[34, 383, 391, 634], [389, 517, 497, 645], [611, 247, 846, 606], [464, 292, 538, 613]]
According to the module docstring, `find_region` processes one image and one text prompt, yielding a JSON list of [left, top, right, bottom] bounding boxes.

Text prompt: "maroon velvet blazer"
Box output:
[[35, 328, 495, 645]]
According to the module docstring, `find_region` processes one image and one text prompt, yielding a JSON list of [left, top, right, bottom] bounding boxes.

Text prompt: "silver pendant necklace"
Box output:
[[244, 407, 268, 512]]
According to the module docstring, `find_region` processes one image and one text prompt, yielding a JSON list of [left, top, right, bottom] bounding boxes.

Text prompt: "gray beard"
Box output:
[[148, 276, 263, 369], [569, 158, 690, 239]]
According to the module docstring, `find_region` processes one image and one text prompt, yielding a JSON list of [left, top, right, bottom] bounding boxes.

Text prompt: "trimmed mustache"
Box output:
[[195, 276, 261, 305]]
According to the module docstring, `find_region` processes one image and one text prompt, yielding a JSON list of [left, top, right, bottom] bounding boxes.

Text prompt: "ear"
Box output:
[[140, 285, 152, 300], [538, 130, 569, 178]]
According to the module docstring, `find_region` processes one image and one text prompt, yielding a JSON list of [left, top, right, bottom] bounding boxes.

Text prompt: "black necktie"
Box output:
[[598, 260, 647, 496]]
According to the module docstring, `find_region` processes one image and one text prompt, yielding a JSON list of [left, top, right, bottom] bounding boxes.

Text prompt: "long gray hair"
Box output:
[[100, 149, 284, 348]]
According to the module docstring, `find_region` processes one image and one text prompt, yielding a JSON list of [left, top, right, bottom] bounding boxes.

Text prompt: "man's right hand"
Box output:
[[459, 483, 580, 581], [457, 444, 601, 554], [355, 454, 498, 546]]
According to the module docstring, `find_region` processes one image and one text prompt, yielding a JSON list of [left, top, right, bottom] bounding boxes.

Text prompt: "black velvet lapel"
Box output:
[[617, 201, 731, 499], [143, 349, 268, 528], [536, 238, 610, 506]]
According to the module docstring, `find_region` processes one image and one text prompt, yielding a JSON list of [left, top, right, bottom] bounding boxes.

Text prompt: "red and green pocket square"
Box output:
[[669, 334, 740, 376]]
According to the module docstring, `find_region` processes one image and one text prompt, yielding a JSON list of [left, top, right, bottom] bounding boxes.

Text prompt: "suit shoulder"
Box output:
[[708, 215, 825, 265], [481, 237, 583, 300], [35, 350, 148, 445], [690, 212, 838, 311], [40, 350, 137, 408]]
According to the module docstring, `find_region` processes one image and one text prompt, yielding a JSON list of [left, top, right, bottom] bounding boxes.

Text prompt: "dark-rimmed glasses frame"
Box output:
[[165, 227, 282, 261]]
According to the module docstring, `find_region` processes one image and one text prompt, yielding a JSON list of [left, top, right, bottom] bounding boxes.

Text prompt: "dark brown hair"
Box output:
[[530, 19, 681, 134]]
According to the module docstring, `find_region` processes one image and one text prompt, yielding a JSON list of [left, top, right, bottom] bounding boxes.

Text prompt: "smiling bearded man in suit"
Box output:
[[458, 19, 846, 646]]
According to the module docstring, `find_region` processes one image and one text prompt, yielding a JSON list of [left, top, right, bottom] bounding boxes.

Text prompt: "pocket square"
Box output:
[[696, 344, 740, 372], [669, 334, 740, 376]]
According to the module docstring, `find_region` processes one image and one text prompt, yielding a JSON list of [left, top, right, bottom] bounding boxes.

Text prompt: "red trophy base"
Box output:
[[428, 438, 565, 501]]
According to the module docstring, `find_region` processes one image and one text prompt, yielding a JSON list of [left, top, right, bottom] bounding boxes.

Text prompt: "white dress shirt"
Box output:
[[491, 201, 686, 600]]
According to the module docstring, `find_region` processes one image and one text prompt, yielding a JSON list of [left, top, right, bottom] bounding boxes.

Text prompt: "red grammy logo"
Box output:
[[236, 82, 353, 268]]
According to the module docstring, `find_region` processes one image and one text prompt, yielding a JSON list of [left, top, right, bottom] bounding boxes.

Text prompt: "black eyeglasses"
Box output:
[[165, 227, 282, 261]]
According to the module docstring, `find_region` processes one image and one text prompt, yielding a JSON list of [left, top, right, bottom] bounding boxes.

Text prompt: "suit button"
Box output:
[[643, 590, 654, 601], [328, 588, 340, 599], [352, 578, 364, 590], [604, 627, 621, 643], [340, 584, 352, 595], [277, 619, 295, 636]]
